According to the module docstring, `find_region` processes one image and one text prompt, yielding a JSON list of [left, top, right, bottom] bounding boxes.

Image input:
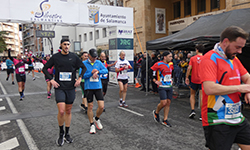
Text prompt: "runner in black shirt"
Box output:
[[42, 39, 86, 146]]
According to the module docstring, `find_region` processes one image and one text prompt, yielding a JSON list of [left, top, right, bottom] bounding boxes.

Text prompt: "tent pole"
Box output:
[[134, 23, 144, 53]]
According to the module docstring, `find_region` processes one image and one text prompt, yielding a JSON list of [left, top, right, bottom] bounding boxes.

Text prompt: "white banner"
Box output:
[[0, 0, 133, 27], [155, 8, 166, 34]]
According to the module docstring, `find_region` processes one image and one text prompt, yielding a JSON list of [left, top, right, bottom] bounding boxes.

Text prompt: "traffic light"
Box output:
[[19, 24, 22, 31]]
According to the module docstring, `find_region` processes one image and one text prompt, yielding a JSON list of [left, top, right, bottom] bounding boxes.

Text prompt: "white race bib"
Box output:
[[225, 101, 241, 119], [59, 72, 72, 81], [121, 70, 127, 74], [163, 75, 171, 82], [18, 67, 25, 73], [90, 76, 99, 82]]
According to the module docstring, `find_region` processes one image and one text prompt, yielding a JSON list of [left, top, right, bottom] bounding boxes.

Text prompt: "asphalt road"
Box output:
[[0, 71, 248, 150]]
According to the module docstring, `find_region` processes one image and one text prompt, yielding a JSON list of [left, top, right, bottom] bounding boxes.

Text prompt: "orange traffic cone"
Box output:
[[135, 82, 141, 88]]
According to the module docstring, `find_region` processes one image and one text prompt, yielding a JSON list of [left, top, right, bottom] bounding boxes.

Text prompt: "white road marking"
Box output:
[[0, 98, 2, 101], [0, 137, 19, 150], [0, 82, 39, 150], [118, 107, 144, 116], [0, 120, 10, 126], [0, 106, 6, 111]]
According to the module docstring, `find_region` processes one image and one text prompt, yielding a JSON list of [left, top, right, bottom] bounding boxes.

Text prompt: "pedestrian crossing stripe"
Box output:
[[0, 98, 2, 101], [0, 120, 10, 126], [0, 106, 6, 111], [0, 137, 19, 150]]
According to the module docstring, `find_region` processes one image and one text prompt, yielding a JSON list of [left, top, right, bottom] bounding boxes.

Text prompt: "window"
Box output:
[[79, 34, 82, 42], [197, 0, 206, 12], [211, 0, 219, 10], [173, 1, 181, 19], [184, 0, 191, 16], [84, 33, 87, 42], [89, 32, 93, 41], [95, 30, 99, 39], [45, 39, 46, 46], [102, 28, 107, 38]]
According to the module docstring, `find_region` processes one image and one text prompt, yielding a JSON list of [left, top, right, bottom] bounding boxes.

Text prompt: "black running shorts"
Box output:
[[16, 74, 26, 82], [203, 119, 250, 150], [190, 82, 201, 91], [55, 89, 75, 104], [28, 66, 34, 71], [85, 89, 104, 103], [158, 87, 173, 100], [101, 79, 108, 93], [80, 82, 87, 98], [117, 79, 128, 85], [7, 68, 14, 75]]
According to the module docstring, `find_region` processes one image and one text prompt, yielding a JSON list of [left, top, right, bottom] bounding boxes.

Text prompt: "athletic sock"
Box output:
[[65, 126, 70, 135], [95, 116, 99, 121], [90, 122, 94, 126], [19, 92, 23, 97], [59, 125, 64, 133]]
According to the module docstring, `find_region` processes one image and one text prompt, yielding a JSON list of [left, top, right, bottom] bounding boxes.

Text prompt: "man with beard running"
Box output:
[[151, 51, 174, 127], [200, 26, 250, 150], [42, 39, 86, 146]]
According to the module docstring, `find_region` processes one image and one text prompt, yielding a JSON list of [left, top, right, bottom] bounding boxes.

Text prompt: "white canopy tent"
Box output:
[[0, 0, 133, 27]]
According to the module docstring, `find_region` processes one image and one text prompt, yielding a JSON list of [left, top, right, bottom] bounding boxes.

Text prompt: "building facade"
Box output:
[[125, 0, 250, 53], [22, 24, 43, 56], [0, 22, 22, 56]]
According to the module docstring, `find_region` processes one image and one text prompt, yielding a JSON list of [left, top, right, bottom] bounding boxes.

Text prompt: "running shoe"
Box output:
[[122, 101, 128, 108], [12, 82, 14, 85], [189, 110, 196, 119], [64, 133, 73, 143], [33, 77, 36, 81], [89, 124, 96, 134], [80, 104, 86, 111], [199, 115, 202, 121], [93, 117, 103, 130], [162, 119, 172, 127], [119, 100, 123, 107], [56, 132, 64, 146], [20, 95, 23, 101], [47, 95, 51, 99], [152, 110, 160, 123], [6, 77, 8, 81]]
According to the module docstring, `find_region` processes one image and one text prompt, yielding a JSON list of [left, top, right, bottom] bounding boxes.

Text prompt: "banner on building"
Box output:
[[0, 0, 133, 27], [155, 8, 166, 34]]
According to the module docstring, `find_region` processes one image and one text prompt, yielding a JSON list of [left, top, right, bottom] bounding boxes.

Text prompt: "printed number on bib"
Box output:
[[225, 101, 241, 119], [90, 76, 99, 82], [59, 72, 72, 81], [163, 75, 171, 82], [18, 67, 25, 73], [121, 70, 127, 74]]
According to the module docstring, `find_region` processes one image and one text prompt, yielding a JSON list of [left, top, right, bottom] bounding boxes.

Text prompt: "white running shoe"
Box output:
[[93, 117, 103, 130], [89, 125, 96, 134]]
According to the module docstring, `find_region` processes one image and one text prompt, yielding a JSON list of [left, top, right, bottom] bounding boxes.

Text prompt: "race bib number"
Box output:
[[225, 101, 241, 119], [121, 70, 127, 74], [163, 75, 171, 82], [103, 74, 108, 78], [18, 67, 25, 73], [90, 76, 99, 82], [59, 72, 72, 81]]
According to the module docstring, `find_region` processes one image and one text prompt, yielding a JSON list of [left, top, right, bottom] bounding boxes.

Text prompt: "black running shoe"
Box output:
[[56, 132, 64, 146], [153, 110, 160, 123], [12, 82, 14, 85], [162, 119, 172, 127], [64, 134, 73, 143], [80, 104, 86, 111], [189, 110, 196, 119]]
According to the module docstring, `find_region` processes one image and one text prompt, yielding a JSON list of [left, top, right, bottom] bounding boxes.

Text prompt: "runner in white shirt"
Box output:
[[115, 51, 132, 107]]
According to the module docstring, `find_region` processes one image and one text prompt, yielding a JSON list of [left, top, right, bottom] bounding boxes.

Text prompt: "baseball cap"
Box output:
[[89, 48, 98, 58]]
